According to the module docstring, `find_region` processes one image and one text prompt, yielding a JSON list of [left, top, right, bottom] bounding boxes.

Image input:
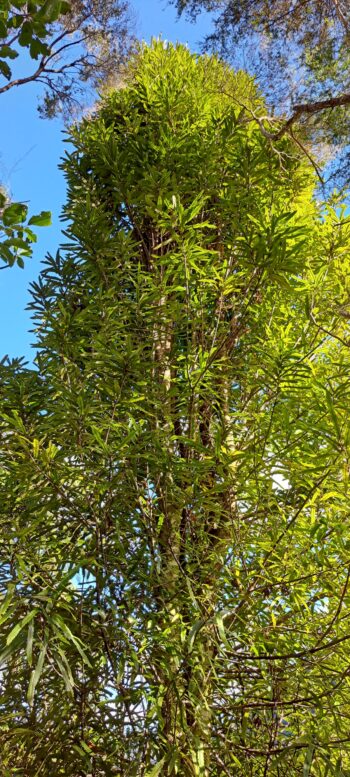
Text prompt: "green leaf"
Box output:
[[6, 610, 38, 646], [185, 577, 200, 610], [145, 757, 166, 776], [29, 37, 49, 59], [51, 615, 92, 667], [0, 45, 19, 60], [38, 0, 63, 21], [79, 740, 93, 754], [5, 237, 32, 250], [27, 642, 47, 706], [26, 620, 34, 667], [28, 210, 51, 227], [2, 202, 27, 226], [9, 14, 25, 30], [0, 60, 11, 79], [214, 612, 230, 649], [72, 744, 90, 758], [18, 21, 33, 46], [0, 644, 18, 667], [0, 245, 14, 265], [54, 651, 75, 695], [187, 618, 206, 652], [23, 226, 37, 242], [325, 389, 341, 439], [303, 744, 314, 777], [334, 757, 345, 777]]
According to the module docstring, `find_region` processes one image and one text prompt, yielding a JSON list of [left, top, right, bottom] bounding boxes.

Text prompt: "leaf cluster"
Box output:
[[0, 188, 51, 267]]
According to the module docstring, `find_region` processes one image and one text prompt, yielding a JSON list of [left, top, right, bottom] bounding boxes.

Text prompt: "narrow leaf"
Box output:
[[145, 757, 166, 776], [27, 642, 47, 706], [6, 609, 38, 646]]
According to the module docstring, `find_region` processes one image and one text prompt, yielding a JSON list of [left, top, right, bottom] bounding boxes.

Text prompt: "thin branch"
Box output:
[[314, 565, 350, 646], [0, 61, 49, 95], [309, 309, 350, 348], [273, 92, 350, 140], [0, 26, 82, 96], [331, 0, 350, 34], [289, 126, 324, 183], [227, 631, 350, 662], [219, 86, 350, 164], [234, 737, 350, 756]]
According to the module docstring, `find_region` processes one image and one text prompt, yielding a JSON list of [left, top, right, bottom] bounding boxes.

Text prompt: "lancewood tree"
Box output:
[[2, 42, 350, 776]]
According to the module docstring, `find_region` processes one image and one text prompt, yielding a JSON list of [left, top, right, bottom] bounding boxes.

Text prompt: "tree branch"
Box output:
[[273, 92, 350, 139], [227, 631, 350, 662]]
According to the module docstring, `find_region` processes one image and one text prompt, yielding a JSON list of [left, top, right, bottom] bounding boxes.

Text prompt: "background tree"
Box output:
[[0, 0, 134, 267], [173, 0, 350, 186], [1, 42, 350, 776], [0, 0, 134, 117]]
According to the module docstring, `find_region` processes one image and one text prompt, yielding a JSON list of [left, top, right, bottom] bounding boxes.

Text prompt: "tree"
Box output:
[[173, 0, 350, 185], [1, 41, 350, 776], [0, 0, 134, 117], [0, 0, 134, 267]]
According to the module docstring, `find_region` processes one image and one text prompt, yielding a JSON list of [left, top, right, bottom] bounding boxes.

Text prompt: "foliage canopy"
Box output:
[[174, 0, 350, 186], [1, 42, 350, 776], [0, 0, 133, 117]]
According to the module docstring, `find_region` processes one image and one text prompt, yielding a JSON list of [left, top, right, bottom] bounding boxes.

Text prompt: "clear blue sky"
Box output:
[[0, 0, 213, 362]]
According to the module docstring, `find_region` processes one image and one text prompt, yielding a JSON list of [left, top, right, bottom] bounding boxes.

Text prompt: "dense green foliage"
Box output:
[[1, 42, 350, 775]]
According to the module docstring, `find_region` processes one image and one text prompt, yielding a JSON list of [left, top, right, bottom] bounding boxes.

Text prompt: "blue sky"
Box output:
[[0, 0, 213, 362]]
